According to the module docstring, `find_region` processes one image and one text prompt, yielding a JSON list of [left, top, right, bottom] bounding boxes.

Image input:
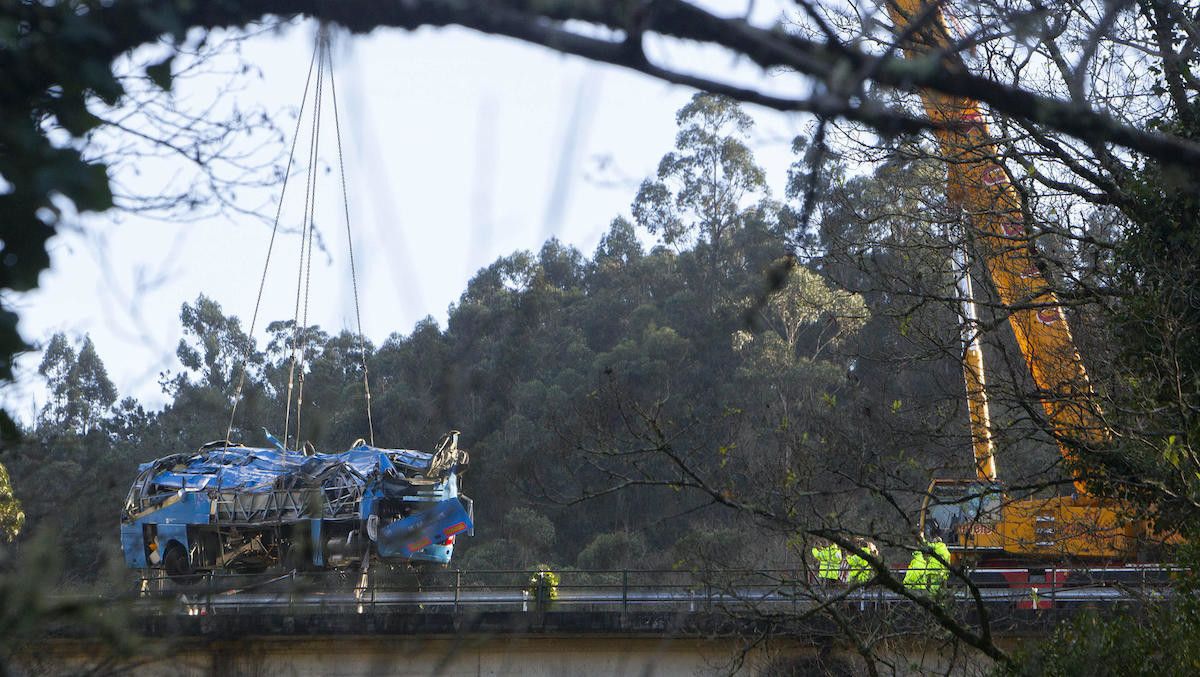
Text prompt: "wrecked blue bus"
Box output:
[[120, 431, 473, 580]]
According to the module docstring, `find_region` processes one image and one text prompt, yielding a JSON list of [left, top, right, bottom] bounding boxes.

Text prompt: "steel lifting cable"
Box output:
[[285, 27, 326, 450], [284, 26, 377, 450], [325, 37, 376, 446], [225, 25, 376, 451], [222, 38, 320, 450], [293, 174, 318, 449]]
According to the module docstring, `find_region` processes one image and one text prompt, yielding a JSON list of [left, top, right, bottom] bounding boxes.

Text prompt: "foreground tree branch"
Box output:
[[82, 0, 1200, 166]]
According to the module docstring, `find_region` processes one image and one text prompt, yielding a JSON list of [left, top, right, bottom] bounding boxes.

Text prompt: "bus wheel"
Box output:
[[164, 543, 201, 586]]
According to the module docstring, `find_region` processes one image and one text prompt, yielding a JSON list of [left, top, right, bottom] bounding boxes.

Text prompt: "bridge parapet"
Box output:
[[135, 565, 1176, 619], [19, 567, 1175, 676]]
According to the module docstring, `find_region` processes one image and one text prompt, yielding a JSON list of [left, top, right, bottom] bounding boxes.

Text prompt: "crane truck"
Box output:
[[885, 0, 1161, 565]]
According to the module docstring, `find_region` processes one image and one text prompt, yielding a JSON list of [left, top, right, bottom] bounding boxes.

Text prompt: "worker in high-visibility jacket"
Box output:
[[528, 564, 560, 608], [903, 548, 928, 592], [845, 539, 877, 585], [811, 540, 844, 585], [924, 537, 952, 594]]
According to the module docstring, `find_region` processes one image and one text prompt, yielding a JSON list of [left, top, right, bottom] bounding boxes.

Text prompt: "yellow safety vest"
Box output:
[[846, 553, 872, 584], [812, 544, 843, 580], [529, 567, 560, 601], [925, 542, 951, 592], [903, 551, 927, 591]]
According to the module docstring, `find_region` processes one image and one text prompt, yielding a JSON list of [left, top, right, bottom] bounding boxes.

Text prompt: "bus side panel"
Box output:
[[120, 522, 148, 568]]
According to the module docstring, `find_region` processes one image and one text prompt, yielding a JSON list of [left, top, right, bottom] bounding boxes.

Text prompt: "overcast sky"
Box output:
[[6, 6, 813, 422]]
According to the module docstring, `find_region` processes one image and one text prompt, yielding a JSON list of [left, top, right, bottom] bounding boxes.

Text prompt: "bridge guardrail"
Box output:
[[124, 564, 1183, 616]]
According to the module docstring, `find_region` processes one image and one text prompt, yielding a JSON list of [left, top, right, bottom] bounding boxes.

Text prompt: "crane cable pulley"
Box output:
[[225, 25, 375, 451]]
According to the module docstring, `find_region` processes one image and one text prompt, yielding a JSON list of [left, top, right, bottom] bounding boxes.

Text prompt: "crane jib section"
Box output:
[[885, 1, 1106, 495]]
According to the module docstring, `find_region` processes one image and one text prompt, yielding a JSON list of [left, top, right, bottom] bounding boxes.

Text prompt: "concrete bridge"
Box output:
[[15, 567, 1163, 676]]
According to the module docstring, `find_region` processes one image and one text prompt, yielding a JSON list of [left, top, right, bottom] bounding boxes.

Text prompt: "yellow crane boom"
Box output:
[[884, 1, 1151, 561], [950, 242, 997, 483], [885, 0, 1105, 495]]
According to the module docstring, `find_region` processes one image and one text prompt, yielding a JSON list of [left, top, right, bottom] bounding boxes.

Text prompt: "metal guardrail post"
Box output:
[[457, 570, 463, 614], [622, 569, 629, 618], [703, 564, 711, 612]]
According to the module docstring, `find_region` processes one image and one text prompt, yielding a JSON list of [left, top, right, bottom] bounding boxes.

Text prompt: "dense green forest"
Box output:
[[2, 95, 983, 580]]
